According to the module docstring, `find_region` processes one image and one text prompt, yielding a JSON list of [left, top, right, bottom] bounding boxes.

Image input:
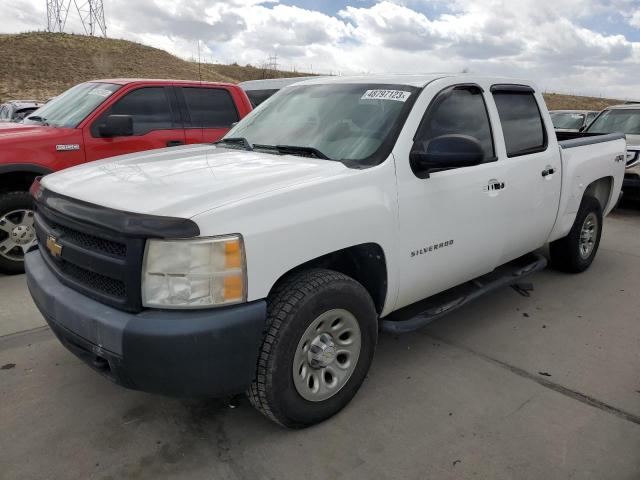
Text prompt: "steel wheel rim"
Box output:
[[0, 209, 36, 261], [292, 308, 362, 402], [579, 212, 598, 259]]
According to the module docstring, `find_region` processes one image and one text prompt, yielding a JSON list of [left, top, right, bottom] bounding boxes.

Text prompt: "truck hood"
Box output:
[[0, 122, 55, 138], [625, 134, 640, 150], [42, 144, 350, 218]]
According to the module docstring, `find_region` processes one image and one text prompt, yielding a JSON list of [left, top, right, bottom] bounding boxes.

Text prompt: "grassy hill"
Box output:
[[0, 32, 625, 110], [0, 32, 309, 101]]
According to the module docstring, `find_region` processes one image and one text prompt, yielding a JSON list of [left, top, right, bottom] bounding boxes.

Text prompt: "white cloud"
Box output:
[[0, 0, 638, 98]]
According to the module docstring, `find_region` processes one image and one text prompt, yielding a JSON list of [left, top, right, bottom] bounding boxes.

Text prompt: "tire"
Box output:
[[549, 195, 602, 273], [248, 268, 378, 428], [0, 191, 36, 274]]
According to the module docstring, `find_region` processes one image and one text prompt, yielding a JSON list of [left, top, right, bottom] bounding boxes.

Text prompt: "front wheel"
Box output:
[[549, 195, 603, 273], [0, 191, 36, 274], [248, 269, 378, 428]]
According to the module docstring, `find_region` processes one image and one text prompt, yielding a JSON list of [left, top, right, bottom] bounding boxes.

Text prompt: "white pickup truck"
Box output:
[[25, 74, 626, 428]]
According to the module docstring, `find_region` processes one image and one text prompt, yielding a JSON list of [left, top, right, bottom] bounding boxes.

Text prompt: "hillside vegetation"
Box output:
[[0, 32, 309, 101], [0, 32, 625, 110]]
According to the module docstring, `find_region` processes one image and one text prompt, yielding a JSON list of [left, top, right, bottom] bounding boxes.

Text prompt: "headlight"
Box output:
[[142, 235, 246, 308]]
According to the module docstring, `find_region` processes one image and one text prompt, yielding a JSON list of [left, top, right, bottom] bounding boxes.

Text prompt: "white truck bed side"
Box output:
[[549, 133, 627, 242]]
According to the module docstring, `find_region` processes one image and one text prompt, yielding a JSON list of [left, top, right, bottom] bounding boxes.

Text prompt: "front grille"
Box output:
[[34, 203, 145, 312], [48, 220, 127, 257], [60, 261, 126, 298]]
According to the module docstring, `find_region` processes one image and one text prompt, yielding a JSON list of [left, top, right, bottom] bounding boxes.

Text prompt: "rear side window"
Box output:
[[93, 87, 176, 136], [245, 89, 278, 107], [415, 85, 495, 160], [492, 91, 546, 157], [182, 87, 239, 128]]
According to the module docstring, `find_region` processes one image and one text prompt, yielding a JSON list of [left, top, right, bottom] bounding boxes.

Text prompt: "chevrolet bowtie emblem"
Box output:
[[46, 235, 63, 258]]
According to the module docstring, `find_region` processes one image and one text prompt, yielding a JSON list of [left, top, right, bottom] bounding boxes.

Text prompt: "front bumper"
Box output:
[[624, 158, 640, 191], [25, 250, 266, 397]]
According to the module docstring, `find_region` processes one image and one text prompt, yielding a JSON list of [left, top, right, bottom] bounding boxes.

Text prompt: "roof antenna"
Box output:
[[197, 39, 202, 84]]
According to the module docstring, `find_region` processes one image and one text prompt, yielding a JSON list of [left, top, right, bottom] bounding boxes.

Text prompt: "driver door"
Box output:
[[83, 86, 185, 162], [394, 84, 507, 309]]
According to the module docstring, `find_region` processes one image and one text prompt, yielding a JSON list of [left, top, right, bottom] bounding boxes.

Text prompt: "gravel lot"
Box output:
[[1, 208, 639, 480]]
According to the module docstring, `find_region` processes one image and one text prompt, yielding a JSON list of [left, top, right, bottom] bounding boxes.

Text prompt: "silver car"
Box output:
[[585, 104, 640, 199], [550, 109, 599, 132]]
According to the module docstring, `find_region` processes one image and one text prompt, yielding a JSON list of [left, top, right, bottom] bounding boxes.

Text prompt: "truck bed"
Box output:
[[548, 131, 627, 243], [556, 131, 626, 148]]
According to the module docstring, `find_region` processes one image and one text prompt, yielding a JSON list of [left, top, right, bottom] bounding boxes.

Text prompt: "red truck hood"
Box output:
[[0, 122, 74, 141]]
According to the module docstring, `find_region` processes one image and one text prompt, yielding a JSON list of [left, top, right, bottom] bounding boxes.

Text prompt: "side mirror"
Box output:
[[410, 134, 485, 178], [99, 114, 133, 138], [578, 125, 586, 132]]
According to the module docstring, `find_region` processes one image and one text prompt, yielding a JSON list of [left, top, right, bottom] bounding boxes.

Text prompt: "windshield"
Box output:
[[586, 109, 640, 135], [225, 83, 418, 163], [551, 112, 585, 129], [23, 82, 120, 128]]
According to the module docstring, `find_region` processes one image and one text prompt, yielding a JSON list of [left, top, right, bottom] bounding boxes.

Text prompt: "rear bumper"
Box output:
[[25, 250, 266, 397]]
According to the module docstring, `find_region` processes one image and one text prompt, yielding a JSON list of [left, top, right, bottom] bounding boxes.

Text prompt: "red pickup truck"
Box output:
[[0, 79, 252, 273]]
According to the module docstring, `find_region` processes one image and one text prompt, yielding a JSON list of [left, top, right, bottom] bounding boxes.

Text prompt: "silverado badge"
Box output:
[[46, 235, 63, 258]]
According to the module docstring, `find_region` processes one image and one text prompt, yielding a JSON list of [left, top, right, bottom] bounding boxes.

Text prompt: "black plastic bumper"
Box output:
[[25, 250, 266, 397], [623, 174, 640, 189]]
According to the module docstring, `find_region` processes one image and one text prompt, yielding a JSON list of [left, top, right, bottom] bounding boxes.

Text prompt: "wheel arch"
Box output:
[[267, 243, 388, 314], [584, 176, 613, 212], [0, 164, 53, 194]]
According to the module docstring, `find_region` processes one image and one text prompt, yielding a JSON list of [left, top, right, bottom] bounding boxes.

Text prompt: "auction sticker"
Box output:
[[88, 88, 114, 97], [361, 89, 411, 102]]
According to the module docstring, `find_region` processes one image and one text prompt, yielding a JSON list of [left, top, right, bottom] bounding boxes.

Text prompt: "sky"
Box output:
[[2, 0, 640, 98]]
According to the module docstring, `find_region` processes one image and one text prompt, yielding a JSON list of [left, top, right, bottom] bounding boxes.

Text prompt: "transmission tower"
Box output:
[[47, 0, 71, 33], [46, 0, 107, 37]]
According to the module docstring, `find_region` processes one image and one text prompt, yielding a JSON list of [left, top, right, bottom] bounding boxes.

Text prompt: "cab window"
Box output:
[[492, 90, 547, 157], [415, 85, 495, 161], [181, 87, 239, 128], [92, 87, 177, 137]]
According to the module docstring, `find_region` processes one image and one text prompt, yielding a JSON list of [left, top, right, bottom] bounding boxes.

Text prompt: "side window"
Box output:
[[415, 86, 495, 161], [92, 87, 175, 136], [182, 87, 239, 128], [0, 106, 8, 120], [492, 91, 546, 157]]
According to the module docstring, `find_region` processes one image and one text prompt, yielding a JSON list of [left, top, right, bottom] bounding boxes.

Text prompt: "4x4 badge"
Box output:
[[46, 235, 63, 258]]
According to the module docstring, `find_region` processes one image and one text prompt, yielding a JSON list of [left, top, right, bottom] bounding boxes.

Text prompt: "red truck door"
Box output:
[[82, 86, 186, 162], [175, 86, 241, 144]]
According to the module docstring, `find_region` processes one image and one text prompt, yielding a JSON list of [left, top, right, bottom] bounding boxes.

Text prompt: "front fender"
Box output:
[[192, 160, 400, 316]]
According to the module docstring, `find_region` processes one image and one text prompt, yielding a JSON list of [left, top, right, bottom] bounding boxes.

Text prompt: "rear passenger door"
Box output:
[[84, 86, 186, 162], [490, 85, 561, 263], [177, 86, 240, 144]]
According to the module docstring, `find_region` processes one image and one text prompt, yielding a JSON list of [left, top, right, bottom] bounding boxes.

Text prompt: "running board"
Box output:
[[381, 253, 547, 334]]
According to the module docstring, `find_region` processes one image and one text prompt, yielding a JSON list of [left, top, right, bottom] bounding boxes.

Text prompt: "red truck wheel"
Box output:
[[0, 191, 36, 274]]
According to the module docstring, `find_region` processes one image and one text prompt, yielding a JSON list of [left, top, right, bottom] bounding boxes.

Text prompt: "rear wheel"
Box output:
[[549, 195, 602, 273], [248, 268, 378, 428], [0, 191, 36, 274]]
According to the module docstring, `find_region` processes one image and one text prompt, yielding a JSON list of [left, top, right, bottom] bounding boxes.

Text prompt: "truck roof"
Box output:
[[604, 103, 640, 110], [239, 77, 324, 90], [291, 73, 536, 89], [90, 78, 239, 87]]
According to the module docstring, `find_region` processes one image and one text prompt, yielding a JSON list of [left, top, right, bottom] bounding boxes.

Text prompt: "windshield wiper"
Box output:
[[254, 144, 330, 160], [25, 115, 49, 126], [215, 137, 253, 151]]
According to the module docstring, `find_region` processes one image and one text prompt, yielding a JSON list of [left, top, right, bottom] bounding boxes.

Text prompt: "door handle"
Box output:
[[166, 140, 184, 147], [541, 167, 556, 177]]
